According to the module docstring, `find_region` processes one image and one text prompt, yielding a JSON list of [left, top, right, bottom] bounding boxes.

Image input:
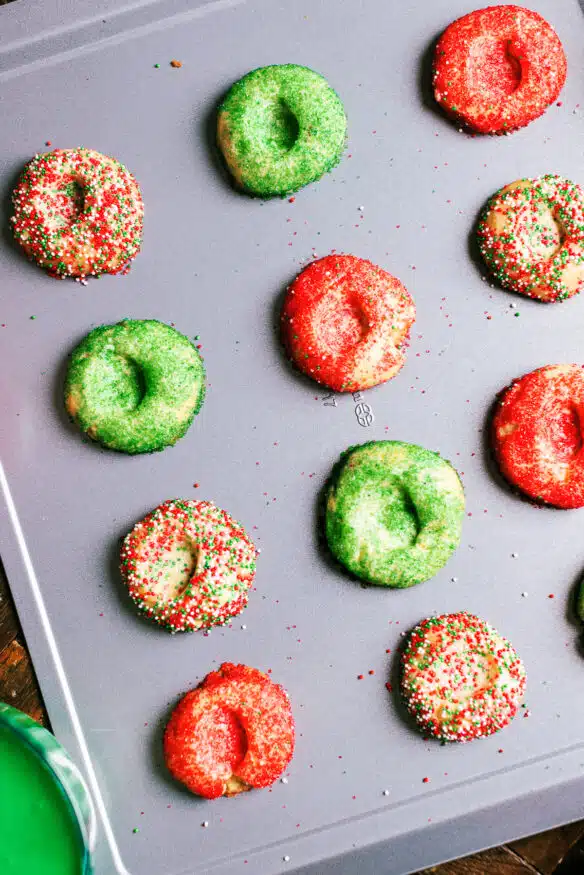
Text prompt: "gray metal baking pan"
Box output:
[[2, 0, 584, 873]]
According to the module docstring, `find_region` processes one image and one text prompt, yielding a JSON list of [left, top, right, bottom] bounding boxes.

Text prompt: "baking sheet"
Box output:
[[2, 0, 584, 873]]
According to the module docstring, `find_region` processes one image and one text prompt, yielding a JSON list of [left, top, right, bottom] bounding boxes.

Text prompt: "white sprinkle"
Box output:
[[511, 552, 518, 558], [283, 855, 291, 863], [358, 205, 364, 211], [451, 576, 458, 582], [509, 303, 516, 308], [382, 789, 390, 796], [281, 777, 288, 784], [202, 821, 209, 828], [241, 624, 247, 630], [521, 592, 528, 598]]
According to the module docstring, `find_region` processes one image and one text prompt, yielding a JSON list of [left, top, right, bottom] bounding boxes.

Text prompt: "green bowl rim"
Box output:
[[0, 701, 95, 874]]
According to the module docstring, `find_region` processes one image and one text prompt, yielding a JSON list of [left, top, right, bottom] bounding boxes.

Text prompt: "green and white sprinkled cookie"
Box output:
[[325, 441, 465, 588], [217, 64, 347, 197], [121, 499, 257, 633], [64, 319, 205, 454]]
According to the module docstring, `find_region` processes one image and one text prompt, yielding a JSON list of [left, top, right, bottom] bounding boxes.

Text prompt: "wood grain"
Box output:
[[0, 640, 46, 726], [510, 823, 584, 874], [0, 569, 19, 653], [419, 846, 540, 874]]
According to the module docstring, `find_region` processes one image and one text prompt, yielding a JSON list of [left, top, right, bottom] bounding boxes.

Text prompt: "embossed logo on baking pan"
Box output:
[[353, 392, 374, 427], [321, 391, 374, 426]]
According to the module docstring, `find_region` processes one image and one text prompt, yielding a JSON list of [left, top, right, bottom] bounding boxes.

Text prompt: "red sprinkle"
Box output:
[[493, 366, 584, 508], [281, 254, 415, 393], [433, 6, 566, 134], [164, 663, 294, 799]]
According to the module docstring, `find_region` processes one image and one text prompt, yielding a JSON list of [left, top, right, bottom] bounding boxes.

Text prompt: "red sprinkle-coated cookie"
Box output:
[[492, 364, 584, 508], [281, 254, 415, 392], [401, 613, 526, 742], [11, 147, 143, 278], [433, 6, 566, 135], [164, 663, 295, 799]]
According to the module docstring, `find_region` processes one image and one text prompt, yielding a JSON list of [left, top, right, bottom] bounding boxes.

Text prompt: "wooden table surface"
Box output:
[[0, 563, 582, 875]]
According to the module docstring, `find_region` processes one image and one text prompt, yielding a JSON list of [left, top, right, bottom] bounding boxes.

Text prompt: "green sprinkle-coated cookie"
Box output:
[[64, 319, 205, 454], [217, 64, 347, 197], [325, 441, 465, 588]]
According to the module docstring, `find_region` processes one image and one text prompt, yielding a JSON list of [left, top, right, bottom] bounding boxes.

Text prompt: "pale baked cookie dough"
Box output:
[[64, 319, 205, 455], [281, 254, 415, 392], [477, 176, 584, 302], [217, 64, 346, 197], [401, 612, 526, 742], [11, 147, 143, 278], [120, 500, 257, 632], [164, 663, 295, 798], [325, 441, 464, 587], [433, 6, 566, 135], [492, 364, 584, 508]]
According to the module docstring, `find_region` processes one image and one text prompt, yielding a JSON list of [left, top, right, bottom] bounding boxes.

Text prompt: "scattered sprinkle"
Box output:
[[170, 59, 182, 68]]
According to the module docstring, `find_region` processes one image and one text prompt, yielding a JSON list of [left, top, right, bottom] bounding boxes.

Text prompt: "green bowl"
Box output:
[[0, 702, 95, 875]]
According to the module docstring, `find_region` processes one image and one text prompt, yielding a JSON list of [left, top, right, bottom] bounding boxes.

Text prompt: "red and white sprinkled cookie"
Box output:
[[120, 500, 257, 632], [433, 6, 566, 135], [281, 254, 415, 392], [477, 176, 584, 303], [164, 663, 295, 799], [11, 147, 143, 278], [401, 613, 526, 743], [493, 364, 584, 508]]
